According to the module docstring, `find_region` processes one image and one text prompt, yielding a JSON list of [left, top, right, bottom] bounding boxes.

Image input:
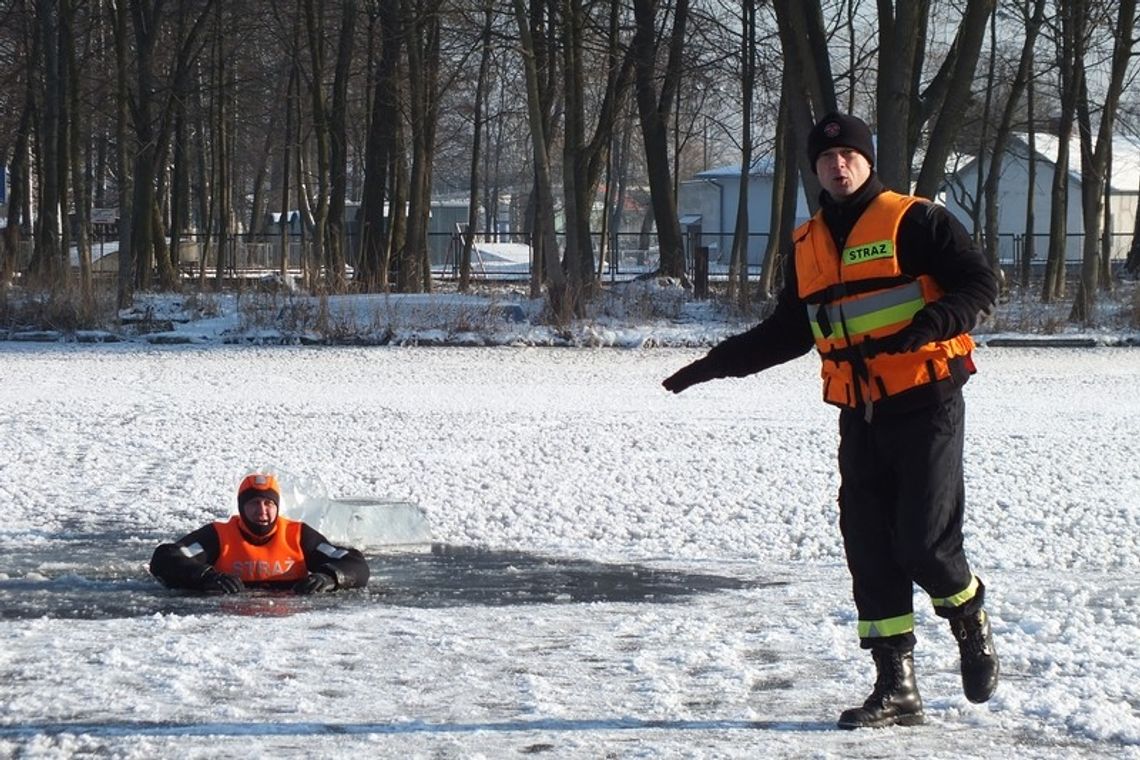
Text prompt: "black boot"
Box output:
[[950, 608, 999, 703], [837, 648, 925, 729]]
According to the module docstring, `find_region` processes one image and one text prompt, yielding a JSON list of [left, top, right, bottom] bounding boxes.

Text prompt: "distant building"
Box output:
[[939, 133, 1140, 264], [678, 134, 1140, 270], [677, 156, 811, 267]]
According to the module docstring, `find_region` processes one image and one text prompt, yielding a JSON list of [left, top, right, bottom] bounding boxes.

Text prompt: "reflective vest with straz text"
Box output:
[[794, 191, 975, 410], [213, 515, 309, 583]]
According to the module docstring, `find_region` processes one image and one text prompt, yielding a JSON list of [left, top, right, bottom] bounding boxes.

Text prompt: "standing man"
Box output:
[[151, 472, 370, 595], [663, 112, 999, 729]]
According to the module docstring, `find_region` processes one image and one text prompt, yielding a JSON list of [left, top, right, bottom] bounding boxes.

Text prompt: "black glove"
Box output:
[[200, 567, 244, 595], [293, 572, 337, 594], [875, 312, 940, 355], [662, 357, 720, 394]]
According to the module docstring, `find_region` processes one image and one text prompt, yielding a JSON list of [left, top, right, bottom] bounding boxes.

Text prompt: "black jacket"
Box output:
[[150, 519, 371, 591], [702, 175, 999, 414]]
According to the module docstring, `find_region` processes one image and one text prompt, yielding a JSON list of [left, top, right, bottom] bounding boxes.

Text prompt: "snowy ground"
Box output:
[[0, 341, 1138, 758]]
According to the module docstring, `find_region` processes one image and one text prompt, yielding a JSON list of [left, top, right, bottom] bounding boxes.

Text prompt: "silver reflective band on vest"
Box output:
[[316, 542, 348, 559], [808, 280, 925, 340], [179, 541, 205, 558]]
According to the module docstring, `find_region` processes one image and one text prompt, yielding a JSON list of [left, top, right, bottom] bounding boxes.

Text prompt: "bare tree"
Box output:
[[1043, 0, 1086, 303], [1070, 0, 1137, 322], [357, 0, 402, 292], [326, 0, 358, 293], [911, 0, 996, 199], [512, 0, 565, 312], [757, 63, 798, 301], [398, 0, 442, 293], [726, 0, 756, 307], [458, 1, 494, 293], [560, 0, 635, 310], [1021, 44, 1038, 289], [771, 0, 830, 211], [631, 0, 688, 279], [980, 0, 1047, 290], [28, 0, 65, 286], [2, 8, 38, 287]]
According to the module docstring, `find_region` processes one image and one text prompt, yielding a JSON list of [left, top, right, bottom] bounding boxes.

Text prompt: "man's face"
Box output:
[[240, 496, 279, 533], [815, 146, 872, 199]]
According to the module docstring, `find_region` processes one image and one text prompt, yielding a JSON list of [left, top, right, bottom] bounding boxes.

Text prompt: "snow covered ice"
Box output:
[[1, 341, 1138, 758]]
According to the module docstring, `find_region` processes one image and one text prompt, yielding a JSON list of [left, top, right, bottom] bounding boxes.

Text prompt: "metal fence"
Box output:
[[15, 228, 1136, 284]]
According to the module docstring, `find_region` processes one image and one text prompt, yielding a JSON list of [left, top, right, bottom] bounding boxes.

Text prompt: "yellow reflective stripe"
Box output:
[[808, 299, 925, 340], [840, 298, 925, 338], [932, 576, 980, 609], [857, 613, 915, 639], [809, 315, 826, 340], [806, 281, 925, 340]]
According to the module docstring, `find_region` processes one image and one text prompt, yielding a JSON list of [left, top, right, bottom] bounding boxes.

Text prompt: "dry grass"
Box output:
[[0, 283, 116, 333], [2, 275, 1138, 340]]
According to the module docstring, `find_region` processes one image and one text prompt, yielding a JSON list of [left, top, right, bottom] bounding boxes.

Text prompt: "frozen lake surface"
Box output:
[[1, 344, 1138, 758]]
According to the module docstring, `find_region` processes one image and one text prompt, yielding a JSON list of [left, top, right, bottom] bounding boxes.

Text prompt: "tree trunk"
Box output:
[[280, 44, 298, 279], [1021, 72, 1037, 289], [398, 0, 441, 294], [460, 2, 494, 293], [214, 0, 232, 285], [31, 0, 64, 286], [561, 0, 588, 307], [63, 0, 92, 298], [1070, 0, 1136, 322], [192, 68, 214, 288], [913, 0, 995, 198], [356, 0, 400, 292], [631, 0, 688, 280], [874, 0, 926, 191], [170, 106, 189, 279], [2, 79, 35, 286], [727, 0, 755, 307], [772, 0, 835, 118], [1043, 0, 1085, 303], [758, 70, 796, 301], [512, 0, 565, 311], [772, 0, 828, 209], [303, 0, 331, 292], [983, 0, 1046, 291], [971, 12, 994, 251], [327, 0, 357, 293], [558, 0, 634, 306]]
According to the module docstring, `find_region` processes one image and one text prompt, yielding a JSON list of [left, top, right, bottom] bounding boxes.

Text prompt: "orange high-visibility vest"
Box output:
[[794, 191, 975, 410], [213, 515, 309, 583]]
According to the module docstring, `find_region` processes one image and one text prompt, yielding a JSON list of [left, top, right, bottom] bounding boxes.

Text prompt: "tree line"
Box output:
[[0, 0, 1137, 322]]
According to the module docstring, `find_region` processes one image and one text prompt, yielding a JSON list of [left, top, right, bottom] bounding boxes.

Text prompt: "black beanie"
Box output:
[[807, 112, 875, 172]]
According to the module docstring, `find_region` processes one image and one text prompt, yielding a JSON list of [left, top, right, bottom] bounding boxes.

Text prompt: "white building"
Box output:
[[678, 134, 1140, 269], [939, 133, 1140, 265], [676, 156, 810, 267]]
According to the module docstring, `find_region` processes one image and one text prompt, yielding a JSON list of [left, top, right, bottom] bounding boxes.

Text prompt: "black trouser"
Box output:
[[837, 390, 984, 651]]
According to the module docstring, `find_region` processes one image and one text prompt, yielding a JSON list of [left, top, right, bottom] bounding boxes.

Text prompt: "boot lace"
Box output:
[[952, 613, 991, 659]]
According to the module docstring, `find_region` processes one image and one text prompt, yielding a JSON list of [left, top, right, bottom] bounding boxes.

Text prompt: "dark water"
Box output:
[[0, 539, 772, 620]]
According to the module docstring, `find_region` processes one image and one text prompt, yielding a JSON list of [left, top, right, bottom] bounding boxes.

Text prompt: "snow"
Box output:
[[1, 295, 1139, 758]]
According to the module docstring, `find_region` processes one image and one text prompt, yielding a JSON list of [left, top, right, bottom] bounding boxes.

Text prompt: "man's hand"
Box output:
[[293, 572, 337, 594], [875, 313, 939, 355], [200, 567, 244, 595], [662, 357, 719, 394]]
